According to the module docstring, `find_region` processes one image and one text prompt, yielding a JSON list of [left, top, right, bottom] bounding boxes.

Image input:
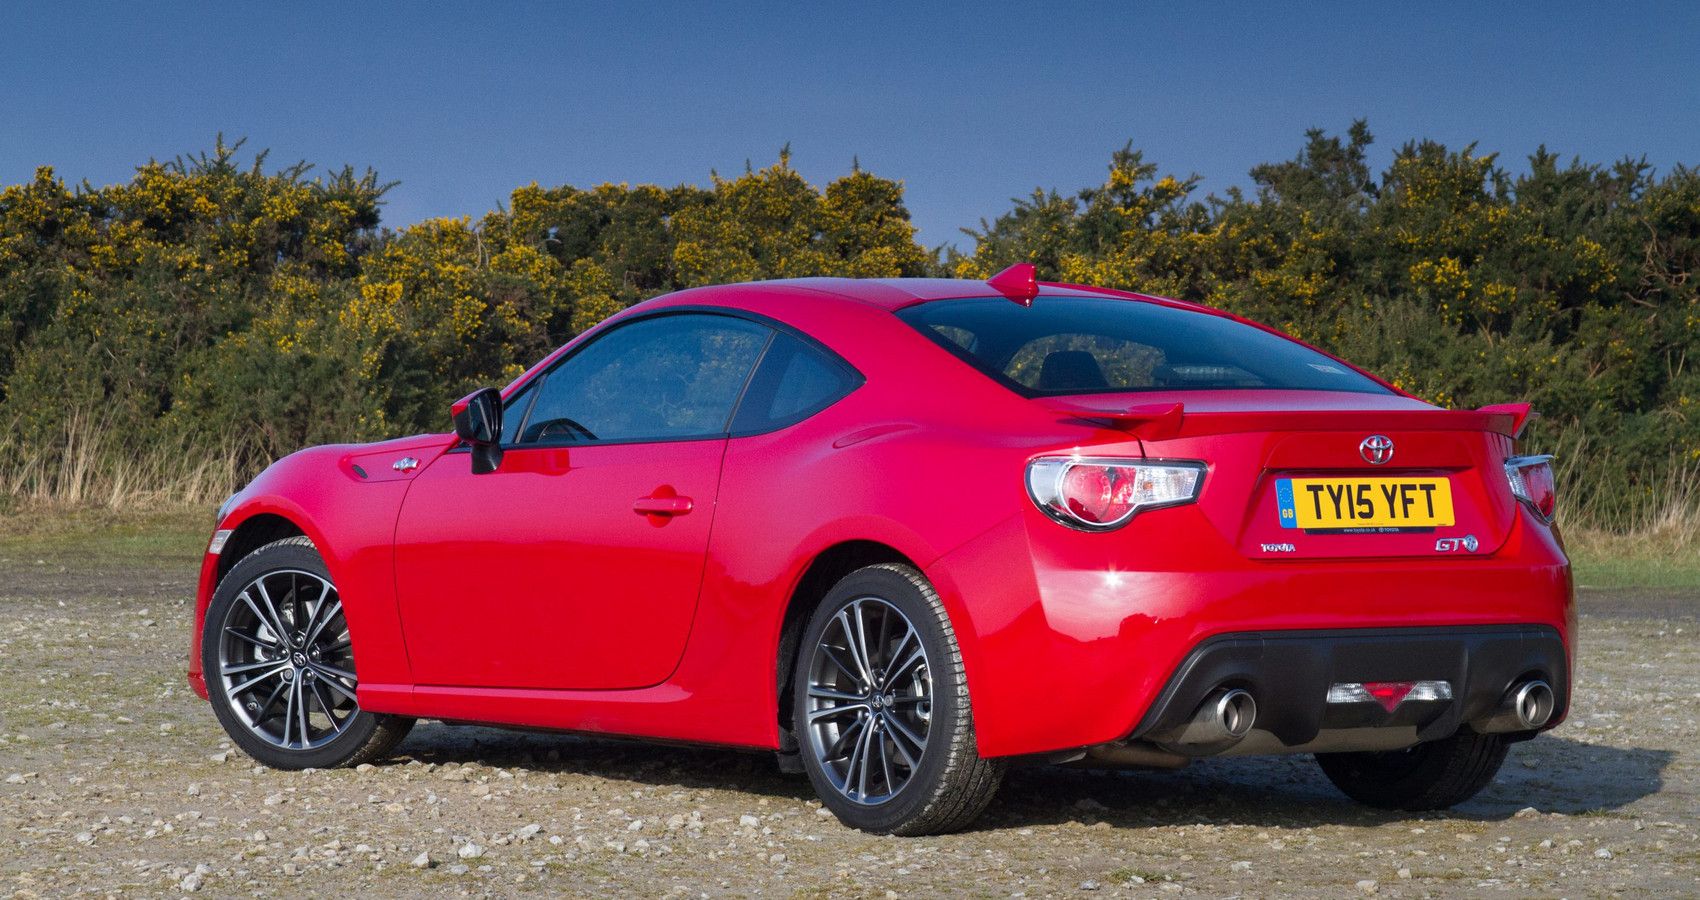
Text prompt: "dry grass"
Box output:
[[1, 418, 1695, 585], [1552, 438, 1700, 586], [0, 413, 244, 514]]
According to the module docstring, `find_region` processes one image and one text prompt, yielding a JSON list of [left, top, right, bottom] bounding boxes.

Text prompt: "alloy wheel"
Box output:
[[803, 596, 933, 805], [216, 569, 358, 751]]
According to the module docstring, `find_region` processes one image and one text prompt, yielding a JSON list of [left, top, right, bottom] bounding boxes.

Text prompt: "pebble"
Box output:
[[739, 814, 760, 827], [458, 842, 484, 860], [411, 851, 432, 869], [1355, 879, 1378, 894]]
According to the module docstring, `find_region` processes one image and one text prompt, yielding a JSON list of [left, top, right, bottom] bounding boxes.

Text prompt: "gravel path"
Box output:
[[2, 555, 1696, 897]]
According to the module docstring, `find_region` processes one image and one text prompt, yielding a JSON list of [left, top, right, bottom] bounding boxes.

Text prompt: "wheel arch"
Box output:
[[773, 540, 916, 751], [215, 513, 308, 583]]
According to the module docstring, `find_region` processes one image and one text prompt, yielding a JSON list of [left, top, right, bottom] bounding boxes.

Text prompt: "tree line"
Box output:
[[1, 126, 1694, 524]]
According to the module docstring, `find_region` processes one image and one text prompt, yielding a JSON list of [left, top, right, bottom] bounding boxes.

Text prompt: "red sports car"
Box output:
[[189, 264, 1571, 835]]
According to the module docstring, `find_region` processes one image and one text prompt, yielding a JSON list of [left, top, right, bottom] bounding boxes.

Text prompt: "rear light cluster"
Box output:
[[1505, 455, 1557, 521], [1026, 456, 1206, 531]]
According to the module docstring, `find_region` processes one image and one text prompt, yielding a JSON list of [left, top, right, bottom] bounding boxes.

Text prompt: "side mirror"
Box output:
[[451, 387, 504, 475]]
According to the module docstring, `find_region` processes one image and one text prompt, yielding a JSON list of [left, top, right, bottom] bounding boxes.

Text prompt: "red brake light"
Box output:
[[1505, 455, 1556, 520], [1027, 457, 1206, 531]]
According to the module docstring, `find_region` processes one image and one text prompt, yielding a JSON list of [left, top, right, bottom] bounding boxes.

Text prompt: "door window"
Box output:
[[516, 314, 771, 444]]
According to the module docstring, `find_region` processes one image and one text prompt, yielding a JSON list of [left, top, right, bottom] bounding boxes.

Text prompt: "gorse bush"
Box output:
[[1, 126, 1696, 535]]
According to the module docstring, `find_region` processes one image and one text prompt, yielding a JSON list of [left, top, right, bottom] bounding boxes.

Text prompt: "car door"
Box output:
[[393, 312, 773, 690]]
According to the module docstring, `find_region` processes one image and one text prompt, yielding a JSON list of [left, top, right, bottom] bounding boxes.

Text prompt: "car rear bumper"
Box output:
[[924, 509, 1574, 759], [1126, 624, 1567, 755]]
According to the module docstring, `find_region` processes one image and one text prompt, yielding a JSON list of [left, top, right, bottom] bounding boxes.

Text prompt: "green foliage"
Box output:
[[0, 140, 924, 472], [0, 127, 1695, 531]]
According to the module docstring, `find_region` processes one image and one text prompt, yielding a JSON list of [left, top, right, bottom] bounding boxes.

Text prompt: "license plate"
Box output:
[[1276, 477, 1455, 532]]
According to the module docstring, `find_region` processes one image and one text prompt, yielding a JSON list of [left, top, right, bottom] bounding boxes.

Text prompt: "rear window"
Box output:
[[897, 296, 1392, 396]]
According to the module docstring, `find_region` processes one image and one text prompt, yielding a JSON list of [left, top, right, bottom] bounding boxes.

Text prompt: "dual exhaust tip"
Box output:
[[1158, 678, 1554, 747]]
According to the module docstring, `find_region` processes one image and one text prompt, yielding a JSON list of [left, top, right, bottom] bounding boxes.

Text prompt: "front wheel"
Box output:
[[201, 536, 414, 770], [792, 564, 1004, 835], [1315, 729, 1509, 810]]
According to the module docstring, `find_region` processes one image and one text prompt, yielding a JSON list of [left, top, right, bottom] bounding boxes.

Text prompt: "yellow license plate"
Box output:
[[1277, 477, 1455, 531]]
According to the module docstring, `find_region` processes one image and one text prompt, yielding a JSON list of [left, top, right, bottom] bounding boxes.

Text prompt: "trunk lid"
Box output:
[[1041, 391, 1523, 560]]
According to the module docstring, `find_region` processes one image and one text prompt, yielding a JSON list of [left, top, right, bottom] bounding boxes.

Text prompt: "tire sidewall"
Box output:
[[202, 540, 382, 770], [792, 566, 964, 833]]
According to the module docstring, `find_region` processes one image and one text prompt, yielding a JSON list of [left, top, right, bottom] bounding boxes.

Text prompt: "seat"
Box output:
[[1038, 350, 1109, 391]]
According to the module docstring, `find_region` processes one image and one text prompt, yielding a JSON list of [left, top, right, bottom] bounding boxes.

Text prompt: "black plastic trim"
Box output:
[[1128, 624, 1569, 747]]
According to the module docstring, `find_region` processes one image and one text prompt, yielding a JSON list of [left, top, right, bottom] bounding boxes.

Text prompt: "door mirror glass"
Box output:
[[451, 387, 504, 474]]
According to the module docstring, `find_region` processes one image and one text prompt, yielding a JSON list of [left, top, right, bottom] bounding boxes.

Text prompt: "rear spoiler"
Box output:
[[1037, 399, 1187, 440], [1037, 399, 1536, 440]]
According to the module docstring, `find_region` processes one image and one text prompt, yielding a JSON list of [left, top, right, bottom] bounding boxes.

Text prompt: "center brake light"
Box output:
[[1026, 456, 1206, 531]]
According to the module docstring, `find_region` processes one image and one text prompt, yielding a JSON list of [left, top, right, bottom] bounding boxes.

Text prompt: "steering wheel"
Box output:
[[528, 417, 598, 443]]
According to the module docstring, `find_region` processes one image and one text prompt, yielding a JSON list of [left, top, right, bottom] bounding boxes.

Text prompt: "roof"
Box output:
[[724, 276, 1150, 311]]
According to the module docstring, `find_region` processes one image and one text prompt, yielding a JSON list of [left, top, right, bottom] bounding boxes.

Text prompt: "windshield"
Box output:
[[896, 296, 1392, 397]]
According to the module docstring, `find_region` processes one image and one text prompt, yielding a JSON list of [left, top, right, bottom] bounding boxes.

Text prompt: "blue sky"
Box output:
[[3, 3, 1696, 248]]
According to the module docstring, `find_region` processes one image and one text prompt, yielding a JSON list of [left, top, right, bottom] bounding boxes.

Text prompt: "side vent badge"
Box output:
[[393, 457, 420, 473]]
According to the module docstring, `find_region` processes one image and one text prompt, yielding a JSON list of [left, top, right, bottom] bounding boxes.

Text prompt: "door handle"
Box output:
[[633, 494, 693, 517]]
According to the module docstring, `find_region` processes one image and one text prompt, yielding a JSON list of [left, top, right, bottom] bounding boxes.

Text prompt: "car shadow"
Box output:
[[387, 725, 1674, 832], [980, 736, 1674, 832]]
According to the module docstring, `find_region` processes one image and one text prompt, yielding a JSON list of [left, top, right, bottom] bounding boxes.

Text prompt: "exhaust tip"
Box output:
[[1476, 678, 1557, 733], [1511, 680, 1555, 729], [1212, 688, 1257, 738], [1149, 686, 1259, 751]]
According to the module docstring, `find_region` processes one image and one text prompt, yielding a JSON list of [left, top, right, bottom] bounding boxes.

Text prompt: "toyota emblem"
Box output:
[[1359, 435, 1394, 465]]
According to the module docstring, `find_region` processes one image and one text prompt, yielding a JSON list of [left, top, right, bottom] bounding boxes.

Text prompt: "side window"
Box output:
[[500, 382, 537, 444], [730, 331, 861, 433], [516, 314, 771, 444]]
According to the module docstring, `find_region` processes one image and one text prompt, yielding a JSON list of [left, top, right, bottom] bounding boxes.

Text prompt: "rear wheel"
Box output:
[[1315, 729, 1509, 810], [202, 537, 414, 770], [792, 564, 1003, 835]]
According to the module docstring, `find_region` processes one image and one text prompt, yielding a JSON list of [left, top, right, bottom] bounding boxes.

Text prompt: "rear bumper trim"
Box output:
[[1128, 624, 1568, 748]]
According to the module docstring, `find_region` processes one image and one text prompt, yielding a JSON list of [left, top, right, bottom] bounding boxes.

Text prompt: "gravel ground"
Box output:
[[2, 555, 1697, 898]]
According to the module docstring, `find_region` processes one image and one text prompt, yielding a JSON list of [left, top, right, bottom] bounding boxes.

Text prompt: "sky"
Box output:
[[3, 3, 1697, 249]]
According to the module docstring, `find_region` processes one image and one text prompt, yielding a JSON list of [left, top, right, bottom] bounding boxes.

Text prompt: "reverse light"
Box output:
[[1505, 455, 1557, 521], [1327, 680, 1454, 712], [1025, 457, 1205, 531]]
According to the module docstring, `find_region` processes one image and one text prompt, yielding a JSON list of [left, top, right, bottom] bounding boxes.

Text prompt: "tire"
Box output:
[[202, 536, 414, 770], [1315, 729, 1509, 811], [791, 563, 1004, 835]]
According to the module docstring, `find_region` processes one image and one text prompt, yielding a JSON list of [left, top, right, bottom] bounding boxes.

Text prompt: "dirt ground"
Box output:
[[2, 548, 1697, 898]]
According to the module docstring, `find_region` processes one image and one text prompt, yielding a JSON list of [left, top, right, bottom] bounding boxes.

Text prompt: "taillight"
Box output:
[[1026, 457, 1205, 531], [1505, 455, 1556, 520]]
